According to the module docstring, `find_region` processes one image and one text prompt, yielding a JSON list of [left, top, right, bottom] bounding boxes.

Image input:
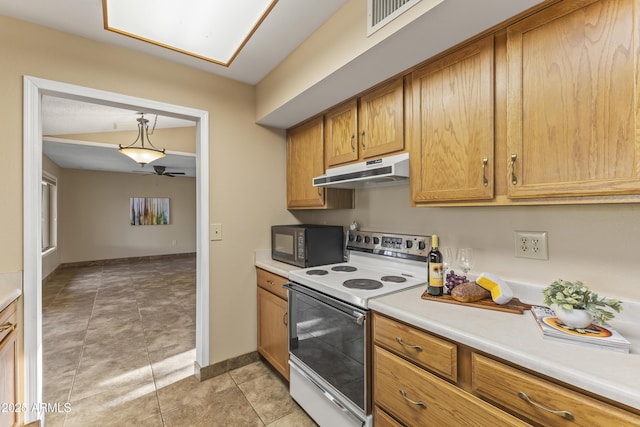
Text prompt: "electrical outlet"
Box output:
[[514, 231, 548, 260]]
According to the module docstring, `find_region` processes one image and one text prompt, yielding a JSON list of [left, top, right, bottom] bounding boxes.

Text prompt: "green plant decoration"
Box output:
[[542, 279, 623, 324]]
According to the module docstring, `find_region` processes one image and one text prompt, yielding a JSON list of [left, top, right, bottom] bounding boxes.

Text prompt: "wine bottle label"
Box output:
[[429, 262, 444, 287]]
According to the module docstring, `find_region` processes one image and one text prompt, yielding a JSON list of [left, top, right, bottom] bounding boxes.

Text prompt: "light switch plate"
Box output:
[[211, 223, 222, 241]]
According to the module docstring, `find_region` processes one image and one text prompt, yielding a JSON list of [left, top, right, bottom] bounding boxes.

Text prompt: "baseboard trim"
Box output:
[[194, 351, 261, 381], [59, 252, 196, 269]]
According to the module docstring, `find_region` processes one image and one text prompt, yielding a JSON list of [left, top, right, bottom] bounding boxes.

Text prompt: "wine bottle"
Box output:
[[427, 234, 444, 296]]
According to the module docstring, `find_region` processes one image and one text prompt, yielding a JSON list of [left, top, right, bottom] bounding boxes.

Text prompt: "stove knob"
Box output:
[[373, 236, 380, 245], [364, 236, 371, 244], [418, 241, 426, 250], [348, 233, 355, 242], [356, 235, 362, 243], [405, 240, 413, 249]]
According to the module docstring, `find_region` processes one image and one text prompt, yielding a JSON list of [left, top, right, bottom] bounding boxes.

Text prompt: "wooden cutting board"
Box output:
[[421, 291, 532, 314]]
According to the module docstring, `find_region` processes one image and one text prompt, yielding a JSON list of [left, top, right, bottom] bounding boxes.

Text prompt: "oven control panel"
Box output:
[[347, 231, 431, 261]]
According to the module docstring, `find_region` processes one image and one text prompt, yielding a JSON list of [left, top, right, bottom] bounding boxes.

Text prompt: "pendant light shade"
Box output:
[[119, 113, 165, 165]]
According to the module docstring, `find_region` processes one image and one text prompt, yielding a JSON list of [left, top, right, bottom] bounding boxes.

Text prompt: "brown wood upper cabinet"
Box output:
[[411, 35, 495, 203], [287, 117, 326, 208], [325, 78, 405, 167], [287, 116, 354, 210], [506, 0, 640, 199]]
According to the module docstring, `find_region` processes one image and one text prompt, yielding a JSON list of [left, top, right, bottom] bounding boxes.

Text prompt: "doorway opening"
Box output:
[[23, 76, 210, 424]]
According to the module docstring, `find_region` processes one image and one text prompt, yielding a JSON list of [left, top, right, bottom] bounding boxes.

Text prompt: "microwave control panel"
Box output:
[[296, 230, 305, 261]]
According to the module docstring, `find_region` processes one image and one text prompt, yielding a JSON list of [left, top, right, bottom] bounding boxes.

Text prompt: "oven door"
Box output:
[[285, 282, 370, 421]]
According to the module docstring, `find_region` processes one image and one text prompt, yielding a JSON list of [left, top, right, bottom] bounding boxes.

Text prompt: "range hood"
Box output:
[[313, 152, 409, 189]]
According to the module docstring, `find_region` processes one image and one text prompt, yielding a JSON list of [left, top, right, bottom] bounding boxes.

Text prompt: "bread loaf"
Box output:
[[450, 282, 491, 302]]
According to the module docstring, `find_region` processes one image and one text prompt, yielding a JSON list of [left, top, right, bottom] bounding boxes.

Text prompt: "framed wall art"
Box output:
[[130, 197, 170, 225]]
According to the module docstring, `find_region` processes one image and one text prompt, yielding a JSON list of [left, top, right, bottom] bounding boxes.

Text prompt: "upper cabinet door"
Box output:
[[411, 36, 495, 202], [359, 78, 405, 159], [325, 99, 359, 167], [507, 0, 640, 198], [287, 117, 326, 208]]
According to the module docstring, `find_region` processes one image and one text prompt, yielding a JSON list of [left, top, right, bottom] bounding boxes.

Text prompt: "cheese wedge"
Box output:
[[476, 273, 513, 305]]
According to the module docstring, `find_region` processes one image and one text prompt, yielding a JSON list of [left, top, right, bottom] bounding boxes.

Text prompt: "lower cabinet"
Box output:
[[0, 300, 18, 427], [256, 268, 289, 380], [471, 353, 640, 427], [372, 312, 639, 427], [373, 346, 526, 426]]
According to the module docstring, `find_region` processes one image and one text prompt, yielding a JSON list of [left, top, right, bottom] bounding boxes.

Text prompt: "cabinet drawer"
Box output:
[[471, 353, 640, 427], [374, 346, 528, 426], [256, 268, 288, 300], [373, 313, 457, 381], [373, 405, 404, 427], [0, 300, 17, 344]]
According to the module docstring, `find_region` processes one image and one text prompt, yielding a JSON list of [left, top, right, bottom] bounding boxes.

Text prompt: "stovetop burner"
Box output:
[[331, 265, 358, 272], [306, 269, 329, 276], [381, 275, 407, 283], [343, 278, 383, 290]]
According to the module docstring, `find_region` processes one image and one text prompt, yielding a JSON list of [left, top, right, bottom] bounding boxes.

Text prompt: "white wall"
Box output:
[[293, 185, 640, 303], [58, 169, 196, 263]]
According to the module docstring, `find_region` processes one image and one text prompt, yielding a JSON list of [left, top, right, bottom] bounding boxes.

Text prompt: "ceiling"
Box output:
[[44, 138, 197, 177], [0, 0, 348, 85]]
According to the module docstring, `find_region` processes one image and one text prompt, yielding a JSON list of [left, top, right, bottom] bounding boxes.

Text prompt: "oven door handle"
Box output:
[[284, 282, 367, 321], [290, 362, 365, 427]]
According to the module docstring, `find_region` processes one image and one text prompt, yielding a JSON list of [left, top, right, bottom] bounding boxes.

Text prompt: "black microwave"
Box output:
[[271, 224, 344, 268]]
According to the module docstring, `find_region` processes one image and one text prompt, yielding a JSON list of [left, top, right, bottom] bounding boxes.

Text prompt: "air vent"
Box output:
[[367, 0, 422, 35]]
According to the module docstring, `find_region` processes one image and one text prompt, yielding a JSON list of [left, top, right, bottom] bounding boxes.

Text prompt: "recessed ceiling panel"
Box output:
[[103, 0, 277, 66]]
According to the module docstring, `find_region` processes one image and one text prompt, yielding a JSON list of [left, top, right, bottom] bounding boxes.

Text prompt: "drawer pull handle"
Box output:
[[518, 391, 574, 420], [400, 389, 426, 409], [266, 280, 275, 286], [395, 337, 422, 351], [0, 322, 14, 333]]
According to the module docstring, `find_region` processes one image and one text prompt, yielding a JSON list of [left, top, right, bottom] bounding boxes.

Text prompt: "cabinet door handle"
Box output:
[[0, 322, 14, 333], [510, 153, 518, 185], [317, 187, 323, 197], [400, 389, 427, 409], [361, 131, 366, 150], [518, 391, 573, 420], [482, 157, 489, 187], [395, 337, 422, 351], [282, 311, 288, 326], [351, 134, 355, 152]]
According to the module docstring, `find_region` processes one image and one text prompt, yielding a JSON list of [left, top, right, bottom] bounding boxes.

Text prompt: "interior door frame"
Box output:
[[23, 75, 210, 424]]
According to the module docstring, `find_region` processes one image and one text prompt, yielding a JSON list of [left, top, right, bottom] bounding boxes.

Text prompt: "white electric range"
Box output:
[[286, 230, 432, 427], [288, 249, 429, 309]]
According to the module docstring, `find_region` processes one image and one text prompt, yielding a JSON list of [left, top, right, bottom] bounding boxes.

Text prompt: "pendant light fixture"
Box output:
[[118, 113, 165, 166]]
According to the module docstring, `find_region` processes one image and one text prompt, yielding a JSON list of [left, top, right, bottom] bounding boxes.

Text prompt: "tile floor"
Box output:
[[42, 255, 316, 427]]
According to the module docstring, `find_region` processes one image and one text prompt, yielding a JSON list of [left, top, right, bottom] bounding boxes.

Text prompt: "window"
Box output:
[[42, 173, 57, 253]]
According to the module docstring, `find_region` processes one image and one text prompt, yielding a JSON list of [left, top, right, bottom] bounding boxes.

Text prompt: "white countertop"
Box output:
[[254, 249, 299, 277], [0, 271, 22, 312], [369, 285, 640, 411]]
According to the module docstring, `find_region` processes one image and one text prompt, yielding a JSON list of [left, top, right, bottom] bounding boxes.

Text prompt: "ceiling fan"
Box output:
[[137, 165, 185, 177]]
